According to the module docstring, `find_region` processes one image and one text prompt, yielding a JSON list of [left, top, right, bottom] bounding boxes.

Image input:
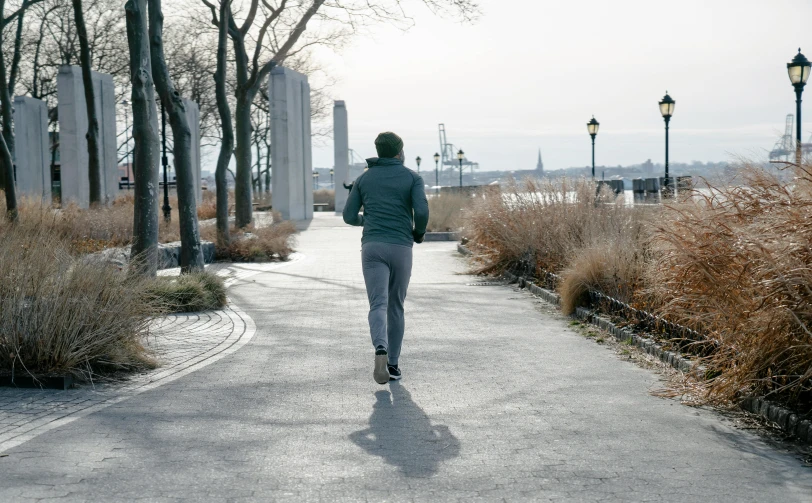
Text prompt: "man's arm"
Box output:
[[342, 181, 364, 226], [411, 175, 429, 241]]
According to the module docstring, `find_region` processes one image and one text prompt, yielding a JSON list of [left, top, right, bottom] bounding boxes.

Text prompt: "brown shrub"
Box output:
[[197, 190, 217, 220], [464, 176, 651, 289], [0, 195, 134, 253], [646, 165, 812, 407], [427, 193, 470, 232], [464, 166, 812, 409], [0, 226, 161, 378], [200, 214, 297, 262]]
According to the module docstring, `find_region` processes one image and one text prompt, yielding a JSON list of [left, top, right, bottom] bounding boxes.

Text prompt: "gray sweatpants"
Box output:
[[361, 242, 413, 366]]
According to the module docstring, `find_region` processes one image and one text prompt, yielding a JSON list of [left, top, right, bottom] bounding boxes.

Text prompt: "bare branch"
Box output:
[[3, 0, 44, 25]]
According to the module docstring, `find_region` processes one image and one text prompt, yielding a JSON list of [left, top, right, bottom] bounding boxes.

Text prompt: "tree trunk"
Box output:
[[213, 0, 232, 249], [254, 128, 261, 193], [125, 0, 160, 276], [148, 0, 203, 273], [264, 162, 270, 194], [0, 125, 16, 222], [72, 0, 102, 205], [8, 0, 28, 95], [233, 90, 254, 227], [0, 1, 12, 193]]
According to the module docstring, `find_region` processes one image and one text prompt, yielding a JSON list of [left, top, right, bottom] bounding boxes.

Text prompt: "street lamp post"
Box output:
[[433, 153, 440, 194], [123, 99, 130, 190], [160, 101, 171, 222], [330, 168, 334, 189], [587, 117, 599, 179], [415, 156, 421, 174], [788, 48, 812, 164], [658, 92, 676, 190], [457, 149, 464, 188]]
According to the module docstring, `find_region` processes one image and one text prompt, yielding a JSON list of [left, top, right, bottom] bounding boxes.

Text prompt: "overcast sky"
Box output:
[[305, 0, 812, 173]]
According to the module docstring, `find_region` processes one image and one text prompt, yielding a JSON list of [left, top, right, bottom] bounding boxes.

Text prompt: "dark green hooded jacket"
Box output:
[[342, 157, 429, 247]]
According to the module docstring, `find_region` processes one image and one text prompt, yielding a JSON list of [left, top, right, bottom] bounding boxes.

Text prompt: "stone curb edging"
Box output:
[[424, 232, 460, 242], [457, 243, 472, 256], [0, 302, 257, 455], [740, 396, 812, 445], [501, 272, 696, 375], [158, 241, 216, 269], [496, 271, 812, 446]]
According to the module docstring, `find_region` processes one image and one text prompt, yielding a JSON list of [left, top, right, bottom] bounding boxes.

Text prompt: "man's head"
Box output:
[[374, 132, 404, 159]]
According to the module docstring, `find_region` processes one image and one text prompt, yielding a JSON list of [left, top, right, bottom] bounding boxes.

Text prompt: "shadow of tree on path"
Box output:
[[349, 383, 460, 478]]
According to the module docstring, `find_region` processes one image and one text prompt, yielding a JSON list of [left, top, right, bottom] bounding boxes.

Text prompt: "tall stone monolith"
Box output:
[[57, 65, 118, 207], [269, 66, 313, 221], [182, 98, 202, 205], [13, 96, 51, 203], [333, 100, 349, 215]]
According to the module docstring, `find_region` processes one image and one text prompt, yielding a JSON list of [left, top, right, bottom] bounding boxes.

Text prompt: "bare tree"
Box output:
[[213, 0, 232, 248], [148, 0, 204, 272], [0, 0, 43, 195], [201, 0, 325, 228], [197, 0, 477, 227], [125, 0, 160, 276], [71, 0, 103, 205]]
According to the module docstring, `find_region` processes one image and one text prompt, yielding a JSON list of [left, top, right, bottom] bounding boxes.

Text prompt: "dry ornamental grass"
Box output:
[[427, 193, 470, 232], [463, 168, 812, 411], [0, 191, 296, 380], [0, 227, 161, 378]]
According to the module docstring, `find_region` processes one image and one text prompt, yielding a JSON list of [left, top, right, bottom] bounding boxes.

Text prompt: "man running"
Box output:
[[343, 131, 430, 384]]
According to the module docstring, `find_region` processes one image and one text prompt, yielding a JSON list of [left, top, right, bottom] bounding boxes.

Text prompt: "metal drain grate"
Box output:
[[466, 281, 507, 287]]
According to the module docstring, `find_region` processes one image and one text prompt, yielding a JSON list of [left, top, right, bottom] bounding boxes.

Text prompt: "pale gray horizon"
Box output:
[[301, 0, 812, 173]]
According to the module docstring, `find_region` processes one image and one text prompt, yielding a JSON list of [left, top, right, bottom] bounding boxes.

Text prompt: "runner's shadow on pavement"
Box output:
[[349, 383, 460, 478]]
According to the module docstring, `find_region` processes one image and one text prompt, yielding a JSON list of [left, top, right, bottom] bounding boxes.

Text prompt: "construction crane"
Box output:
[[770, 114, 794, 161], [438, 123, 479, 185]]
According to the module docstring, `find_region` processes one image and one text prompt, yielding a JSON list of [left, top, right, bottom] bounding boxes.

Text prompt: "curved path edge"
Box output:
[[0, 303, 257, 455]]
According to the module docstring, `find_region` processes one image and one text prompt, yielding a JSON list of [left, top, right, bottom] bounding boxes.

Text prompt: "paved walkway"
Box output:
[[0, 213, 810, 502]]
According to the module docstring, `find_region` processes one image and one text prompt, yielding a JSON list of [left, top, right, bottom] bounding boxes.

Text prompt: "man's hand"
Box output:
[[413, 230, 425, 244]]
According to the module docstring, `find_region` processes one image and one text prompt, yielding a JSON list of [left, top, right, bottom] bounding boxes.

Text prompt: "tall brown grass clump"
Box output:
[[0, 195, 135, 253], [197, 190, 217, 220], [0, 227, 161, 378], [464, 176, 652, 312], [148, 272, 227, 313], [427, 193, 471, 232], [647, 165, 812, 408], [200, 216, 297, 262]]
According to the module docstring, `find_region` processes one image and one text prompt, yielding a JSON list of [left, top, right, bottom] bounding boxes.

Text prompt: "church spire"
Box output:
[[536, 148, 544, 173]]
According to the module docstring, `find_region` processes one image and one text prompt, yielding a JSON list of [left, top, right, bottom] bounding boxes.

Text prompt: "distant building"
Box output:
[[535, 149, 544, 175]]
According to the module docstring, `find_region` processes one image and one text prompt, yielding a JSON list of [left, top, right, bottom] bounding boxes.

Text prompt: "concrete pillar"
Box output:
[[632, 178, 645, 204], [269, 66, 313, 221], [13, 96, 51, 203], [333, 100, 349, 214], [182, 98, 202, 205], [644, 177, 660, 203], [57, 65, 118, 208]]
